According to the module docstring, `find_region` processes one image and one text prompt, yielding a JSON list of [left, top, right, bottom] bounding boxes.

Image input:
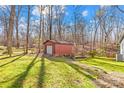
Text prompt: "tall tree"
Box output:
[[25, 5, 31, 54], [7, 5, 15, 56], [49, 5, 52, 40], [38, 5, 43, 53], [15, 5, 22, 48]]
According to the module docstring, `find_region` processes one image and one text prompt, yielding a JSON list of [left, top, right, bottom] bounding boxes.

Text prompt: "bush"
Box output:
[[0, 48, 4, 50], [2, 51, 8, 54], [96, 49, 105, 57], [88, 50, 97, 58]]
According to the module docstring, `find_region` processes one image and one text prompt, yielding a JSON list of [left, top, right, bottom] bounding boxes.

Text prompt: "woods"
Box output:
[[0, 5, 124, 57], [1, 5, 124, 88]]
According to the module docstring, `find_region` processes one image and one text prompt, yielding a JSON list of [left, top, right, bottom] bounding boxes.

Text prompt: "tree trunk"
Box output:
[[16, 6, 21, 48], [58, 14, 62, 40], [38, 6, 42, 53], [16, 17, 19, 48], [49, 6, 52, 40], [3, 16, 8, 46], [7, 5, 15, 57], [25, 6, 30, 54]]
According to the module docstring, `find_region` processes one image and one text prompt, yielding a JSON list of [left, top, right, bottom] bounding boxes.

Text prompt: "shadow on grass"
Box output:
[[11, 54, 39, 88], [0, 54, 25, 68], [0, 73, 22, 84], [77, 56, 115, 62], [45, 56, 66, 62], [0, 53, 25, 60], [64, 62, 94, 80], [37, 56, 45, 88], [88, 58, 124, 69], [46, 57, 94, 80], [95, 57, 115, 61]]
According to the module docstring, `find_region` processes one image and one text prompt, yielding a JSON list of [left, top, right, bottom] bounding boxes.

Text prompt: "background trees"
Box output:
[[0, 5, 124, 57]]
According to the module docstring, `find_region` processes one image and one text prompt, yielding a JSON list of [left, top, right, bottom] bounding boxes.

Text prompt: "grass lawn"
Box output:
[[77, 57, 124, 73], [2, 45, 124, 88], [0, 53, 95, 88]]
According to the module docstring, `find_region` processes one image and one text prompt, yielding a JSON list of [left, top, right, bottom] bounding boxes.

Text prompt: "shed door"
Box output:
[[46, 45, 52, 55]]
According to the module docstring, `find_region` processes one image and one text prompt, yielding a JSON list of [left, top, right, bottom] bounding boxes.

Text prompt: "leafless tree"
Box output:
[[25, 5, 31, 54], [7, 5, 15, 56]]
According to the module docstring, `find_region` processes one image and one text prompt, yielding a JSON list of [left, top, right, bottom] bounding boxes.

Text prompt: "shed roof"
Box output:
[[43, 40, 74, 45]]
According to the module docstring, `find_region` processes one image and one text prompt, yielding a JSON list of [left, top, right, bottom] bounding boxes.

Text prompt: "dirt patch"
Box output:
[[98, 72, 124, 88], [66, 59, 124, 88]]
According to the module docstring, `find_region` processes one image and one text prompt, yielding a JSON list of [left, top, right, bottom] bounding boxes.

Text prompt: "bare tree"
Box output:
[[49, 5, 53, 40], [38, 5, 44, 53], [7, 5, 15, 56], [15, 5, 22, 48], [25, 5, 31, 54]]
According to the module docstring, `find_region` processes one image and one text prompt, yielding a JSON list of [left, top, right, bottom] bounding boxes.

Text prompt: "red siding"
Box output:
[[43, 40, 74, 56], [54, 44, 74, 56]]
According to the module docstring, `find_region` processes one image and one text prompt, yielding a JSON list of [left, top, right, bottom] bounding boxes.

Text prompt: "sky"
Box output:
[[1, 5, 124, 32], [64, 5, 99, 24], [16, 5, 101, 24], [1, 5, 124, 24], [1, 5, 124, 21]]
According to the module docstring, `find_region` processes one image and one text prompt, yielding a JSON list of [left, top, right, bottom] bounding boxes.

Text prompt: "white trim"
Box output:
[[120, 39, 124, 54], [46, 45, 52, 55]]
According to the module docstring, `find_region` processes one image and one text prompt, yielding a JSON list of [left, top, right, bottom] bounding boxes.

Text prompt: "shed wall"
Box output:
[[54, 44, 74, 56]]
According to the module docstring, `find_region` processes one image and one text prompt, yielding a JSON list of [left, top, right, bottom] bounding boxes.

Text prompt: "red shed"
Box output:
[[43, 40, 74, 56]]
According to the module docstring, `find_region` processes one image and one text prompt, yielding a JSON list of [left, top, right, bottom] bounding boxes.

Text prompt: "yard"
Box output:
[[0, 46, 124, 88], [77, 57, 124, 73], [0, 53, 95, 88]]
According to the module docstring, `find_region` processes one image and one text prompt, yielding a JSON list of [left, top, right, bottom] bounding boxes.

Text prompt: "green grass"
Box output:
[[1, 46, 124, 88], [77, 57, 124, 73], [0, 53, 95, 88]]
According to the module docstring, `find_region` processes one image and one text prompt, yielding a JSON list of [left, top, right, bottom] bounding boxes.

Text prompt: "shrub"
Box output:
[[2, 51, 8, 54], [88, 50, 97, 58], [0, 48, 4, 50]]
